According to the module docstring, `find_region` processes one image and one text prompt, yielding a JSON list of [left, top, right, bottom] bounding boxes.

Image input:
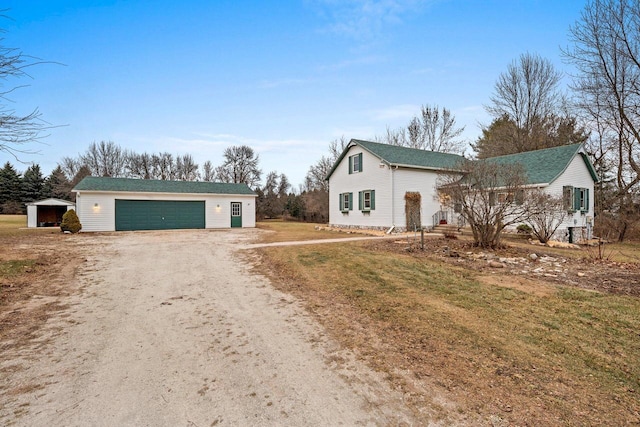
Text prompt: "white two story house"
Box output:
[[326, 139, 598, 242]]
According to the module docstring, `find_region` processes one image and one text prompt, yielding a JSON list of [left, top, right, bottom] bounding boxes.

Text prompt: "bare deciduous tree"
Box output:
[[0, 16, 53, 158], [328, 136, 349, 160], [126, 152, 153, 179], [564, 0, 640, 241], [215, 145, 261, 188], [201, 160, 215, 182], [475, 53, 587, 158], [409, 105, 466, 153], [376, 105, 466, 154], [151, 152, 175, 180], [376, 126, 407, 147], [59, 156, 82, 180], [438, 161, 532, 249], [488, 52, 563, 133], [527, 192, 568, 243], [80, 141, 128, 177], [175, 154, 199, 181], [304, 137, 350, 192], [304, 156, 333, 192]]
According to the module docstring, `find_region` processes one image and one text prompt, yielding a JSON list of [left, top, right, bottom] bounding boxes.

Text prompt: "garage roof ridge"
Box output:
[[73, 176, 256, 196]]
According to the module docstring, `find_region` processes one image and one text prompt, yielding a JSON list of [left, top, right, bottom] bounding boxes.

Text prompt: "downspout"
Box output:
[[390, 165, 396, 228]]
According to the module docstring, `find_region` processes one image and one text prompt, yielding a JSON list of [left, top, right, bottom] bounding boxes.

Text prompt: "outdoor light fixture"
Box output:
[[215, 204, 222, 213], [94, 203, 99, 207], [93, 202, 100, 212]]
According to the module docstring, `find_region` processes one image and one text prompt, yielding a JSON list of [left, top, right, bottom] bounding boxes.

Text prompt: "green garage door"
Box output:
[[115, 200, 205, 231]]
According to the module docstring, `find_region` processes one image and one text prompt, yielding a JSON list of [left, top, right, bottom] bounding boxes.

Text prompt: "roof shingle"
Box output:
[[327, 139, 598, 185], [73, 176, 256, 195], [483, 143, 597, 184]]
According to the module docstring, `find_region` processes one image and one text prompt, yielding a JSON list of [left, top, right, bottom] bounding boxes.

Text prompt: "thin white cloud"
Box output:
[[370, 103, 420, 121], [317, 55, 386, 72], [310, 0, 435, 41], [458, 105, 484, 113], [258, 78, 313, 89]]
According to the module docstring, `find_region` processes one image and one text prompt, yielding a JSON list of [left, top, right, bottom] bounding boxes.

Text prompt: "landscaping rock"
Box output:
[[529, 253, 538, 261], [489, 260, 505, 268]]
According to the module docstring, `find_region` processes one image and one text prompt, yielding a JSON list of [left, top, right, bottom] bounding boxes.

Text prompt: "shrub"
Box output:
[[60, 209, 82, 233], [517, 224, 532, 234]]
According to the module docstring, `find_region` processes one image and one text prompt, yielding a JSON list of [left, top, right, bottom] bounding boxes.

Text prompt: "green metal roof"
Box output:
[[326, 139, 598, 185], [326, 139, 464, 179], [483, 143, 598, 185], [73, 176, 256, 195]]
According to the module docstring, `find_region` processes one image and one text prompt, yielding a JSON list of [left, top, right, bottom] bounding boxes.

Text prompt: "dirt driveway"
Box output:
[[0, 229, 417, 426]]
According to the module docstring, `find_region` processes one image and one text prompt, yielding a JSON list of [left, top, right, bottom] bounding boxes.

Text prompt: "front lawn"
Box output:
[[255, 228, 640, 425]]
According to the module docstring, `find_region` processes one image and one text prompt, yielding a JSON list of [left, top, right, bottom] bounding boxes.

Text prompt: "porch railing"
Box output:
[[432, 210, 449, 227]]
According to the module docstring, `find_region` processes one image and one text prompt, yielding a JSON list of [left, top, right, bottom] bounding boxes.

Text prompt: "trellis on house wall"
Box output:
[[404, 192, 421, 231]]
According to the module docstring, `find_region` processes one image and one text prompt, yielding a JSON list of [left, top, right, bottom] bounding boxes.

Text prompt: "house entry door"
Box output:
[[231, 202, 242, 228]]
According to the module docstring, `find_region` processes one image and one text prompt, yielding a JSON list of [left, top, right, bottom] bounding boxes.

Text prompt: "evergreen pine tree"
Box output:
[[43, 166, 72, 201], [21, 164, 45, 203], [0, 162, 23, 213]]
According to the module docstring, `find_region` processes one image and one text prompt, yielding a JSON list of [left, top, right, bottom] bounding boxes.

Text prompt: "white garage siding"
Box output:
[[73, 177, 257, 232], [76, 192, 256, 232]]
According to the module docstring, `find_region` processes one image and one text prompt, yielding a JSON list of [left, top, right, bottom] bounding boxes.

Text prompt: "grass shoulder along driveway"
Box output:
[[253, 224, 640, 426]]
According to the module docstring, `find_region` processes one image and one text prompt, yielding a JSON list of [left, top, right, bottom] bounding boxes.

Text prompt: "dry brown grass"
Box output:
[[0, 215, 83, 365], [256, 220, 359, 243], [255, 237, 640, 426]]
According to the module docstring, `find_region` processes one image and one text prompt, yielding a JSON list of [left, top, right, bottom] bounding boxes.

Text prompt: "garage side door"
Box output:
[[115, 200, 205, 231]]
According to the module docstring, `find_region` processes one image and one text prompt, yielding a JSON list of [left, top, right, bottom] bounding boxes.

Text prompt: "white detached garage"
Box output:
[[73, 177, 257, 232]]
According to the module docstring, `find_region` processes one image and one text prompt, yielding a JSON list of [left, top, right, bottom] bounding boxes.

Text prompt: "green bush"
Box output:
[[517, 223, 532, 234], [60, 209, 82, 233]]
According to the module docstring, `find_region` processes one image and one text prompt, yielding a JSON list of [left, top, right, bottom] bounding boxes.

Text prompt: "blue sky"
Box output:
[[2, 0, 587, 188]]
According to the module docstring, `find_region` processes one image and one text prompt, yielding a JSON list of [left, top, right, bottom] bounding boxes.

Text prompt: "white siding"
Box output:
[[329, 146, 451, 230], [76, 191, 256, 232], [26, 201, 75, 228], [27, 205, 37, 228], [544, 153, 596, 240], [501, 152, 596, 241], [392, 168, 443, 229], [328, 147, 392, 228], [206, 196, 256, 229]]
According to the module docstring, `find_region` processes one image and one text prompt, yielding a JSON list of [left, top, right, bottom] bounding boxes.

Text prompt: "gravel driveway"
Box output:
[[1, 229, 416, 426]]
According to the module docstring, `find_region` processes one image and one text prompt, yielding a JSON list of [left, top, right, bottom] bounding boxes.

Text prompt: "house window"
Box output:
[[358, 190, 376, 211], [495, 191, 523, 205], [564, 186, 589, 213], [576, 187, 589, 212], [563, 186, 574, 212], [339, 192, 353, 212], [349, 153, 363, 174]]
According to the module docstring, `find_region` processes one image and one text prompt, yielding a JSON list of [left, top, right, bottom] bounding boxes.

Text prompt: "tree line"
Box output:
[[0, 140, 330, 222], [0, 162, 73, 213], [303, 1, 640, 242], [2, 1, 640, 239]]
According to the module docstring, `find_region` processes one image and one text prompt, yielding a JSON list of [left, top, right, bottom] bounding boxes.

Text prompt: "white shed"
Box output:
[[72, 176, 257, 232], [26, 198, 76, 228]]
